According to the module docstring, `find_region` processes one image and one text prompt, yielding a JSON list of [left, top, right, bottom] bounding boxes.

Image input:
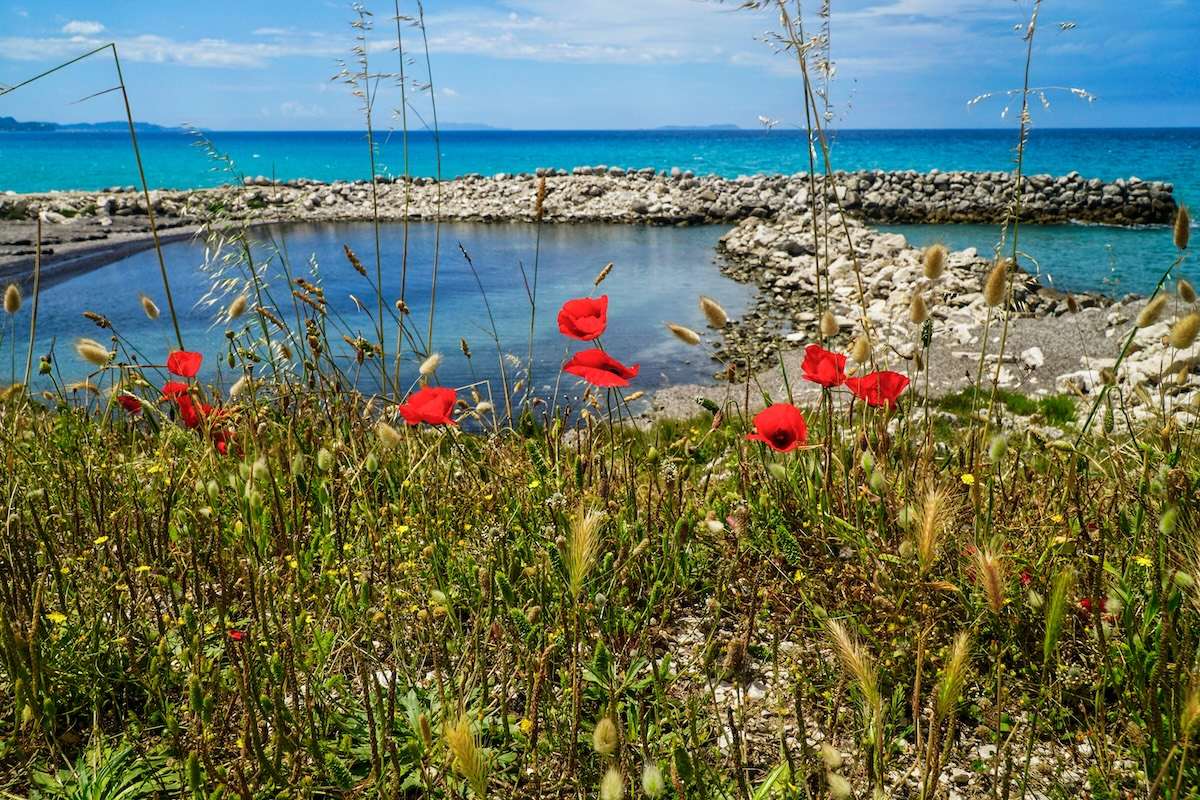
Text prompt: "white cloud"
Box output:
[[62, 20, 105, 36], [279, 100, 326, 117], [0, 31, 344, 69]]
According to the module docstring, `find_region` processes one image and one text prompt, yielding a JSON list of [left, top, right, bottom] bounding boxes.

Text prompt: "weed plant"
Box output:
[[1, 2, 1198, 799]]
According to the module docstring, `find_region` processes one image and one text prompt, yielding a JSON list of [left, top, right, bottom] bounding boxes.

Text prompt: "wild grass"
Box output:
[[1, 2, 1199, 799]]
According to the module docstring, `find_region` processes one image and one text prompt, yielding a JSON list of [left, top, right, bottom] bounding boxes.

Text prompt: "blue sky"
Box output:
[[1, 1, 1196, 131]]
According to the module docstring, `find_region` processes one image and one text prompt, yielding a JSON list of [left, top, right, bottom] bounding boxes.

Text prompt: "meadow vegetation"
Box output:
[[1, 1, 1199, 799]]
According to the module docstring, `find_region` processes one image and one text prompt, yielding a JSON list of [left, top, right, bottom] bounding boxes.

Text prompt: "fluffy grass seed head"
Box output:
[[593, 716, 619, 755], [1043, 568, 1075, 664], [600, 766, 624, 800], [445, 714, 488, 800], [699, 296, 728, 329], [1137, 293, 1170, 328], [825, 617, 880, 713], [973, 547, 1006, 616], [4, 283, 21, 314], [910, 293, 930, 325], [826, 772, 853, 800], [923, 242, 948, 280], [665, 323, 701, 346], [915, 485, 956, 575], [419, 352, 442, 377], [1176, 205, 1191, 250], [376, 420, 402, 449], [138, 293, 159, 320], [1179, 279, 1198, 305], [819, 309, 840, 337], [227, 295, 248, 320], [74, 337, 112, 367], [933, 632, 972, 721], [568, 507, 606, 600], [983, 259, 1007, 307], [1170, 312, 1200, 350], [641, 763, 665, 798], [851, 335, 871, 364]]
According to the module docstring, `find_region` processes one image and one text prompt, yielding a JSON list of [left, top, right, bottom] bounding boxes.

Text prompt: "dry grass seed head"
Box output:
[[665, 323, 701, 346], [915, 485, 957, 575], [227, 295, 248, 320], [819, 309, 839, 337], [973, 547, 1005, 616], [593, 716, 619, 755], [419, 352, 442, 377], [1137, 293, 1170, 328], [600, 766, 625, 800], [983, 260, 1007, 307], [1179, 279, 1197, 305], [923, 242, 948, 280], [910, 293, 930, 325], [1176, 205, 1191, 250], [4, 283, 22, 314], [568, 507, 606, 599], [1170, 312, 1200, 350], [74, 337, 112, 367], [824, 618, 881, 710], [700, 295, 728, 329], [139, 293, 159, 320], [594, 262, 613, 286], [851, 335, 871, 364]]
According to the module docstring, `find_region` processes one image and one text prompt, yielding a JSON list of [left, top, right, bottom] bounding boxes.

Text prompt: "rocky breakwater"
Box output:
[[711, 210, 1200, 424]]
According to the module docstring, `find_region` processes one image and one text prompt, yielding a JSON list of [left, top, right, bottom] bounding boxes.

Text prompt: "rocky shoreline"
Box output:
[[1, 170, 1191, 421]]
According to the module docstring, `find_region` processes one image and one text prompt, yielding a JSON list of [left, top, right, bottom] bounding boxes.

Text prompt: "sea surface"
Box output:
[[2, 128, 1198, 393]]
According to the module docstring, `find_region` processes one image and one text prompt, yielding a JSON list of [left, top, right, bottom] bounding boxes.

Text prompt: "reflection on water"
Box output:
[[19, 221, 755, 403]]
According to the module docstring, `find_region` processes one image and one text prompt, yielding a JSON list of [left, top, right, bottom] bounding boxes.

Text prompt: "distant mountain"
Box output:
[[0, 117, 174, 133], [437, 122, 509, 131]]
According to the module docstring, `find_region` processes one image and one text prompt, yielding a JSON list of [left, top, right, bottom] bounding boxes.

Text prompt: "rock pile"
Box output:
[[0, 167, 1176, 232]]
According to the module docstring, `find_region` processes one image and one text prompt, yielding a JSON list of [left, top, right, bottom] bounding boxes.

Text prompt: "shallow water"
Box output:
[[12, 221, 754, 402]]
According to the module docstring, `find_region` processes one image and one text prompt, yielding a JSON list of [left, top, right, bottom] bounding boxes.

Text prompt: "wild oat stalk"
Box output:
[[825, 617, 885, 793]]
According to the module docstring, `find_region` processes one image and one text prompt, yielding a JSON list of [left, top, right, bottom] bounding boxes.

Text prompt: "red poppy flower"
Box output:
[[167, 350, 203, 378], [228, 629, 244, 642], [562, 348, 640, 388], [116, 394, 142, 415], [801, 345, 847, 388], [844, 370, 910, 411], [557, 296, 608, 341], [745, 403, 807, 453], [1080, 597, 1108, 615], [397, 386, 458, 426]]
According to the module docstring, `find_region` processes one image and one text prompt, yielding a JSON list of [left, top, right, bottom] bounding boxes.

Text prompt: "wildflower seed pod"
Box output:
[[819, 309, 839, 337], [665, 323, 701, 345], [1179, 279, 1197, 305], [4, 283, 22, 314], [1137, 293, 1169, 328], [923, 242, 948, 280], [1170, 312, 1200, 349], [983, 260, 1007, 307], [910, 293, 930, 325], [700, 295, 728, 329], [1175, 205, 1191, 250]]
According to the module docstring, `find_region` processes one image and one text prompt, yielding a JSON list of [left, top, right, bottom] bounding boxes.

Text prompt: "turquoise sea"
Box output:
[[2, 128, 1197, 393]]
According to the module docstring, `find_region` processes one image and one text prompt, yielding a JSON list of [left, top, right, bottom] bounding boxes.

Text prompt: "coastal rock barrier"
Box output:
[[1, 168, 1190, 419], [0, 167, 1176, 232]]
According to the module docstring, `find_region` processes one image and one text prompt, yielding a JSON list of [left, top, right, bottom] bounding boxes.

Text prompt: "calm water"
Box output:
[[4, 128, 1199, 392], [13, 221, 753, 395]]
